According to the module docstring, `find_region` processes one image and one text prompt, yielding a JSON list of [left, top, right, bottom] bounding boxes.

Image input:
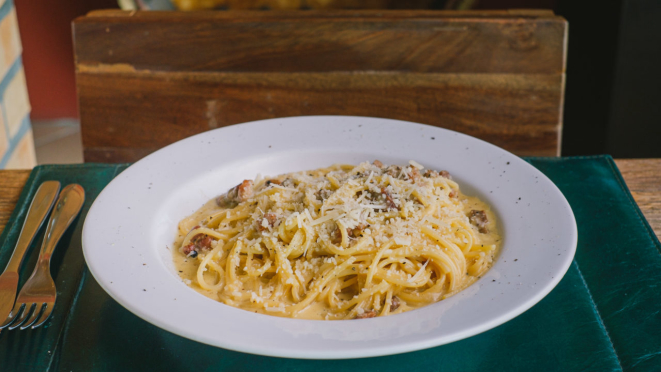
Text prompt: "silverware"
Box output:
[[0, 181, 60, 329], [1, 184, 85, 330]]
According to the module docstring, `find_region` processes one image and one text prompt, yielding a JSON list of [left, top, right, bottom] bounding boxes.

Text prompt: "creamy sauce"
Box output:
[[172, 192, 500, 319]]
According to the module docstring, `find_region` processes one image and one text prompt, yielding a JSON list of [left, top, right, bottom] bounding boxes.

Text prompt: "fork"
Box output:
[[2, 184, 85, 330], [0, 181, 60, 331]]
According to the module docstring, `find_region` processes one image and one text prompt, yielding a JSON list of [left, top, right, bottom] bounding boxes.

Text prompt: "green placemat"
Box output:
[[0, 156, 659, 371]]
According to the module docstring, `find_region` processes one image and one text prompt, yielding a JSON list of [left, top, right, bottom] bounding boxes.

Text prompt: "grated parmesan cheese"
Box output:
[[173, 160, 500, 321], [394, 236, 411, 246], [409, 160, 424, 169]]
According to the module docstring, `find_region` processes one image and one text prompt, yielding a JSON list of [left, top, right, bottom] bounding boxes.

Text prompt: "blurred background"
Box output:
[[8, 0, 661, 165]]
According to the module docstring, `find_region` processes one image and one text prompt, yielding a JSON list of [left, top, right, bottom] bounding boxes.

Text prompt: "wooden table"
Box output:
[[1, 160, 659, 240]]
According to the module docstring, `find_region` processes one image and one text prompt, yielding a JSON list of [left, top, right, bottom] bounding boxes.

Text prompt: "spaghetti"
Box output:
[[173, 161, 500, 320]]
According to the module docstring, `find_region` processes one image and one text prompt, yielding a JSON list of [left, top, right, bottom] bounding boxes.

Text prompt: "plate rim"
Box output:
[[82, 115, 578, 359]]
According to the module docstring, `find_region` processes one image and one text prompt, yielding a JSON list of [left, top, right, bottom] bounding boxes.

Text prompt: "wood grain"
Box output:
[[170, 0, 440, 11], [615, 159, 661, 241], [1, 160, 659, 240], [77, 72, 563, 161], [73, 10, 567, 163], [0, 170, 30, 236], [74, 10, 566, 74]]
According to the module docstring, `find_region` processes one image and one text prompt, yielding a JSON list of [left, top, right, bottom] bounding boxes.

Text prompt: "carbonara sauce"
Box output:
[[172, 161, 500, 320]]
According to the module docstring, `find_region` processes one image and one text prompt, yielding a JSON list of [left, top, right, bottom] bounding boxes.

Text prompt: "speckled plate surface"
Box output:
[[82, 116, 577, 359]]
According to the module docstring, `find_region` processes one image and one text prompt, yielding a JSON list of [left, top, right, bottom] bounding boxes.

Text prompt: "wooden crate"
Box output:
[[73, 10, 567, 162]]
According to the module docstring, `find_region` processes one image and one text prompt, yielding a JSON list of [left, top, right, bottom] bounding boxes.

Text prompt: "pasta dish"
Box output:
[[173, 161, 500, 320]]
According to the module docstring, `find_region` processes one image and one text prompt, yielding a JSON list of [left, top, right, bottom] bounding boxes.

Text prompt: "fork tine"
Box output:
[[31, 303, 53, 329], [20, 303, 45, 330], [0, 303, 26, 329], [8, 303, 35, 330]]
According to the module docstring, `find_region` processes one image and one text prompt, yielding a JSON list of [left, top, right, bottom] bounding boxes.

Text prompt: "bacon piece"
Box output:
[[390, 296, 401, 311], [408, 167, 421, 183], [216, 180, 254, 208], [182, 233, 214, 257], [423, 170, 439, 178], [468, 210, 489, 233], [192, 234, 213, 250], [182, 244, 196, 256], [373, 160, 384, 168], [423, 169, 452, 180], [347, 223, 367, 238], [449, 189, 458, 198], [265, 179, 281, 187], [331, 223, 367, 245], [258, 213, 277, 231], [355, 310, 377, 319], [381, 187, 400, 210]]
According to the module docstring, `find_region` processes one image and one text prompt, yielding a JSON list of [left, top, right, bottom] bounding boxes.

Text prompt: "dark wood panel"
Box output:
[[77, 70, 562, 159], [74, 10, 566, 162], [73, 10, 566, 74]]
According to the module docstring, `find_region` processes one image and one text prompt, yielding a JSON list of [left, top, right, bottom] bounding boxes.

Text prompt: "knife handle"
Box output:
[[3, 181, 60, 274]]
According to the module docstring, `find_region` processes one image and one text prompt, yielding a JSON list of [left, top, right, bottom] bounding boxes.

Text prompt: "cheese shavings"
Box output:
[[174, 160, 500, 321], [408, 260, 429, 283], [409, 160, 424, 169]]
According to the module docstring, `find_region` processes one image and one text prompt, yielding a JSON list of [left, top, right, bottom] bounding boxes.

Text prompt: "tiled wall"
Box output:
[[0, 0, 35, 169]]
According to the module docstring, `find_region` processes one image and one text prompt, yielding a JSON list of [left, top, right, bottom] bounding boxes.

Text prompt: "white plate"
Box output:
[[82, 116, 577, 359]]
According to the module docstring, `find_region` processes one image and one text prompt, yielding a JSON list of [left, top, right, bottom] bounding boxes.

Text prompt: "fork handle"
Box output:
[[3, 181, 60, 274], [38, 184, 85, 263]]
